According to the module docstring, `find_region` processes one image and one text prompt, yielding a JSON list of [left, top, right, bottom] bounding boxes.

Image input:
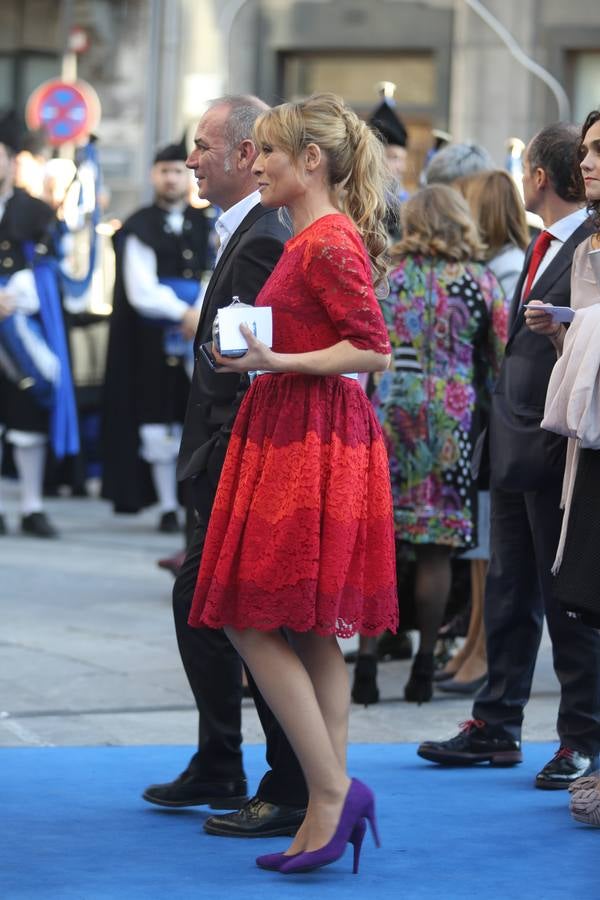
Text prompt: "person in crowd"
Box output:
[[418, 123, 600, 790], [436, 170, 529, 694], [369, 97, 409, 239], [349, 96, 411, 706], [0, 115, 78, 537], [370, 184, 506, 704], [424, 142, 494, 187], [525, 110, 600, 822], [350, 135, 496, 704], [102, 138, 213, 531], [187, 92, 397, 875], [461, 170, 529, 300], [143, 96, 309, 840]]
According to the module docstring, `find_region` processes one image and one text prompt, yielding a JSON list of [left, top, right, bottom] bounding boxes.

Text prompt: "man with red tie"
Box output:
[[418, 123, 600, 788]]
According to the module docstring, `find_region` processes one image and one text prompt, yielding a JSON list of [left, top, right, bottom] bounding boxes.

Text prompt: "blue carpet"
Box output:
[[0, 743, 596, 899]]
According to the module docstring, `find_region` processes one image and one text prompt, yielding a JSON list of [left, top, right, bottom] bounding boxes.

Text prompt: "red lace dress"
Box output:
[[188, 214, 398, 637]]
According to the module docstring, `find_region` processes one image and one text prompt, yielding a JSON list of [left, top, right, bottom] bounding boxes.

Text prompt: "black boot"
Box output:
[[351, 654, 380, 706], [404, 652, 434, 704]]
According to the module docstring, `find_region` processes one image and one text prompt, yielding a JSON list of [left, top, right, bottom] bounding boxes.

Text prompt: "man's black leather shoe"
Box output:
[[417, 719, 523, 766], [204, 796, 306, 837], [142, 770, 248, 809], [21, 512, 58, 538], [535, 747, 600, 790]]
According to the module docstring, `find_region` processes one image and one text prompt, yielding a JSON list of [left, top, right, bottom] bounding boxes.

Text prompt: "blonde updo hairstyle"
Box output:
[[392, 184, 485, 262], [254, 92, 392, 287]]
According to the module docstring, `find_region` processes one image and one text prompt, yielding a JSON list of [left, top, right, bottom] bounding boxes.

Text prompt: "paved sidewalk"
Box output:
[[1, 482, 561, 749]]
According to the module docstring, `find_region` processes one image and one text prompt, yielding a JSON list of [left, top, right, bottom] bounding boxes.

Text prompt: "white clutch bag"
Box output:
[[212, 297, 273, 357]]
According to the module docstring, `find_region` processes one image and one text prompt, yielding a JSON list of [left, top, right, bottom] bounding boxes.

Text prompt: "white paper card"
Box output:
[[523, 303, 575, 323], [216, 306, 273, 355]]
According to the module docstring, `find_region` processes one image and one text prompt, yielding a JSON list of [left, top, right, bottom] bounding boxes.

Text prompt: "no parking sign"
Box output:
[[26, 78, 101, 146]]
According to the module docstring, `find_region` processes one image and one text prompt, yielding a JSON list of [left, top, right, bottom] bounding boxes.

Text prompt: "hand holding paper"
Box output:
[[523, 302, 575, 324]]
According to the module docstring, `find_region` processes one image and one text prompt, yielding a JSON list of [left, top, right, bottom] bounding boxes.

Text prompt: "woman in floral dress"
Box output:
[[371, 184, 507, 702]]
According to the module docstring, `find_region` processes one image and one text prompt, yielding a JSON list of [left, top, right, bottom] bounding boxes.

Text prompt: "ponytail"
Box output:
[[255, 93, 393, 289]]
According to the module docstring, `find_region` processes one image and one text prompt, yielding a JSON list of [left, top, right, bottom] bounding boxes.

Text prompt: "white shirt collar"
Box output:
[[215, 191, 261, 257], [546, 207, 588, 243]]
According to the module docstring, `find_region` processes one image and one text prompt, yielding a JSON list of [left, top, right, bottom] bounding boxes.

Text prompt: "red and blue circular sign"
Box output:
[[26, 79, 101, 146]]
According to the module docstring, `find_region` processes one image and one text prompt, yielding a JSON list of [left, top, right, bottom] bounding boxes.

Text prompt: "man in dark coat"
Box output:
[[142, 96, 307, 837], [418, 123, 600, 788], [102, 139, 213, 530]]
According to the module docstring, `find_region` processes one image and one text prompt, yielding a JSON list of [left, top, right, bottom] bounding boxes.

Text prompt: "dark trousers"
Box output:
[[473, 484, 600, 755], [172, 509, 307, 807]]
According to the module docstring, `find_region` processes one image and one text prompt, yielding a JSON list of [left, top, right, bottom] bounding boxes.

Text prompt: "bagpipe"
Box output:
[[0, 140, 104, 458], [0, 268, 59, 410], [0, 241, 80, 458], [158, 276, 200, 360]]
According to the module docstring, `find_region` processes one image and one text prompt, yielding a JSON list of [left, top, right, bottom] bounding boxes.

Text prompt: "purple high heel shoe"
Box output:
[[256, 820, 367, 872], [279, 779, 379, 875]]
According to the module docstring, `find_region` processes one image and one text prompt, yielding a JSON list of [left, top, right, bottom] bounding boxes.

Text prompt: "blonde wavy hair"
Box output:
[[392, 184, 485, 262], [254, 92, 392, 288]]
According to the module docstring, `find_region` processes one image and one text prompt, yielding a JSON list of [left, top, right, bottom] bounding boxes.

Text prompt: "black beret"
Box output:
[[153, 134, 188, 164], [368, 101, 408, 148]]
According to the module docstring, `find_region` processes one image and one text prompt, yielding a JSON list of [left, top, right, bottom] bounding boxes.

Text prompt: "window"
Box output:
[[570, 51, 600, 124]]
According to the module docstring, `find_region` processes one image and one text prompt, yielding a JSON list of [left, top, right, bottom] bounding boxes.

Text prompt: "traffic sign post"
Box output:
[[26, 79, 100, 147]]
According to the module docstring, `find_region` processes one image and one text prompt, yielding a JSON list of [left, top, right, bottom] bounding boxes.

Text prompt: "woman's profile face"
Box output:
[[580, 119, 600, 203], [252, 142, 306, 208]]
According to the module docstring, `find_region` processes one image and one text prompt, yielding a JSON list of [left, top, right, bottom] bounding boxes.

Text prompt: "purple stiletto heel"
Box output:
[[256, 821, 367, 872], [350, 818, 367, 874], [279, 779, 379, 875]]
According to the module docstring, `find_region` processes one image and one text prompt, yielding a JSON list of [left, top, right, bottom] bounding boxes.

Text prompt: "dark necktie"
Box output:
[[522, 229, 554, 298]]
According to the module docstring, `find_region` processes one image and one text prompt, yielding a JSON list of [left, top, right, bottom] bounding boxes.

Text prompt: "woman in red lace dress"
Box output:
[[188, 94, 397, 874]]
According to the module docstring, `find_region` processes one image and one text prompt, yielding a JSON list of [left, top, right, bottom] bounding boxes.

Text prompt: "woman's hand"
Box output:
[[212, 322, 277, 373]]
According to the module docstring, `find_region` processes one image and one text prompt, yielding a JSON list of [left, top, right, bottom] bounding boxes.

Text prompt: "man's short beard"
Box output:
[[156, 188, 187, 206]]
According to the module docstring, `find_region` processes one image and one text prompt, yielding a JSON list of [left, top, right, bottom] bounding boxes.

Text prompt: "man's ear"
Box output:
[[535, 166, 548, 190], [237, 139, 256, 171]]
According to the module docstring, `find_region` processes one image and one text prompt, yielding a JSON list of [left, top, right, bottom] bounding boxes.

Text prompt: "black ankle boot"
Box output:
[[351, 654, 380, 706], [404, 652, 435, 704]]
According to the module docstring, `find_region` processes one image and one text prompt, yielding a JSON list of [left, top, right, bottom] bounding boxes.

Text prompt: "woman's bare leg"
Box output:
[[289, 630, 350, 769], [225, 626, 350, 854]]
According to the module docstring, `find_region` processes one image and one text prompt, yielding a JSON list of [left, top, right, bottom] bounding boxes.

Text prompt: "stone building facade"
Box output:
[[1, 0, 599, 216]]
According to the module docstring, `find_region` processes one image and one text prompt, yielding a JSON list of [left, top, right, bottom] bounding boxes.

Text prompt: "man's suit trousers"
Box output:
[[172, 515, 308, 807], [473, 483, 600, 755]]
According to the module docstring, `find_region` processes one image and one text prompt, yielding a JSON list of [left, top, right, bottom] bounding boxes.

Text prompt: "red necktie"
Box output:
[[523, 230, 553, 298]]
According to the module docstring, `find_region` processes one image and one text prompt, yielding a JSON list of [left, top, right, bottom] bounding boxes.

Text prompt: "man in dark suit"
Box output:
[[418, 123, 600, 787], [142, 96, 307, 834]]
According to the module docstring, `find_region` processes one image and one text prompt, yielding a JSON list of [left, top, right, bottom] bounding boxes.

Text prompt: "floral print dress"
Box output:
[[371, 255, 507, 550]]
